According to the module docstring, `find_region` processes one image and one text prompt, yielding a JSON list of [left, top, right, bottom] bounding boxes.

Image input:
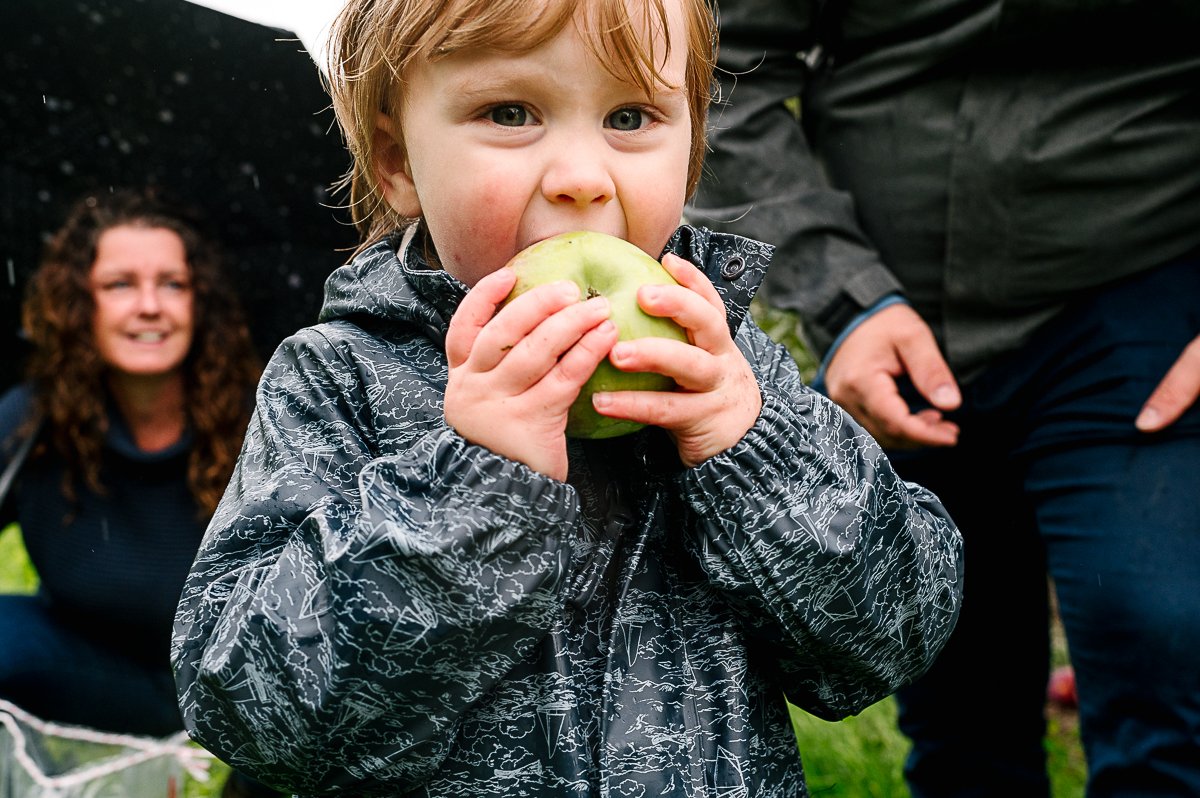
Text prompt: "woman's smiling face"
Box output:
[[89, 225, 195, 379]]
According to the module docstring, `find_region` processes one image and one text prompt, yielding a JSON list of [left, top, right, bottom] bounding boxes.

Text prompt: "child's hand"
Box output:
[[444, 267, 618, 481], [592, 253, 762, 467]]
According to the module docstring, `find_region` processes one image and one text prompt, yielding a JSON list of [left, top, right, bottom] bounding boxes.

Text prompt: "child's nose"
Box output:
[[541, 146, 615, 208]]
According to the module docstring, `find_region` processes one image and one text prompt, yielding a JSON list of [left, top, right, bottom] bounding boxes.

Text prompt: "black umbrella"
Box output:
[[1, 0, 357, 390]]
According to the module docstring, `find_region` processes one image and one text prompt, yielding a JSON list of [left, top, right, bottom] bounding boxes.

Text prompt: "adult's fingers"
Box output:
[[895, 319, 961, 412], [825, 304, 960, 448], [850, 373, 951, 448], [1136, 334, 1200, 432]]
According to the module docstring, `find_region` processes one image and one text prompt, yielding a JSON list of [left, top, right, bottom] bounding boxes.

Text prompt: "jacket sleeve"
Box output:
[[686, 0, 902, 356], [171, 328, 578, 795], [679, 321, 963, 719], [0, 384, 36, 527]]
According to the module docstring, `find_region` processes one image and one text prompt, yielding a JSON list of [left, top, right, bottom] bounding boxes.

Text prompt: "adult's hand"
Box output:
[[1136, 333, 1200, 432], [823, 303, 962, 449]]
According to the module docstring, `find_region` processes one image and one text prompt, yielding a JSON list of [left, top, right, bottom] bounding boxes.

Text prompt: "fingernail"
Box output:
[[611, 342, 631, 362], [641, 286, 661, 302], [933, 385, 959, 407], [1135, 407, 1160, 431], [592, 393, 611, 409]]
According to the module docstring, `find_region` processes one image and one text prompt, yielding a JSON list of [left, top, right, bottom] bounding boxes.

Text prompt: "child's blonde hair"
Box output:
[[325, 0, 717, 250]]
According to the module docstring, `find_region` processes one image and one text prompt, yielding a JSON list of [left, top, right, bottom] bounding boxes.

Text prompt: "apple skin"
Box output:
[[503, 231, 688, 439]]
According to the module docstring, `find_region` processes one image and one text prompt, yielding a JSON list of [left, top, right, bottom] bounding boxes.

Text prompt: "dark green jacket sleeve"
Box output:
[[688, 0, 901, 356]]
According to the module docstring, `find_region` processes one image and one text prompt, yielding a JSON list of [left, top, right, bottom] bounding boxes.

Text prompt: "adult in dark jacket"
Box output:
[[687, 0, 1200, 795], [170, 0, 965, 795], [0, 189, 268, 795]]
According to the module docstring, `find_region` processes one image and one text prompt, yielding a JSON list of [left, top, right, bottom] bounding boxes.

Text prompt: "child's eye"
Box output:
[[606, 107, 647, 131], [488, 104, 530, 126]]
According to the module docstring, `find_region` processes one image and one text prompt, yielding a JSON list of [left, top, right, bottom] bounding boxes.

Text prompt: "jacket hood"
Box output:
[[318, 224, 774, 340]]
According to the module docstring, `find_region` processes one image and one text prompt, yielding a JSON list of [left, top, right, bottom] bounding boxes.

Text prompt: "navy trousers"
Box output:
[[0, 594, 183, 737], [889, 255, 1200, 797]]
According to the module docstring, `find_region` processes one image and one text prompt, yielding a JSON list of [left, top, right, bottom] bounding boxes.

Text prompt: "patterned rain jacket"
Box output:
[[172, 225, 963, 797]]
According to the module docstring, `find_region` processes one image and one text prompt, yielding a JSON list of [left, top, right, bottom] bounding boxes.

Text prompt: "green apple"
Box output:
[[503, 231, 688, 439]]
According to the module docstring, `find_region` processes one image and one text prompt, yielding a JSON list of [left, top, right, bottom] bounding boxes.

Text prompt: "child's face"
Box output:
[[375, 0, 693, 286]]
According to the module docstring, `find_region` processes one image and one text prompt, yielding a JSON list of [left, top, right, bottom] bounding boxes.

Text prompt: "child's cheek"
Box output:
[[628, 186, 688, 261], [434, 210, 520, 287]]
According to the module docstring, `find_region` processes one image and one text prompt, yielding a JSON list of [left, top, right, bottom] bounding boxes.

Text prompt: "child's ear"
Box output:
[[373, 113, 421, 218]]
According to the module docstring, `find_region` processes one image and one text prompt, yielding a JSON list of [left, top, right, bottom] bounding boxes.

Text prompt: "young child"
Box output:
[[172, 0, 964, 795]]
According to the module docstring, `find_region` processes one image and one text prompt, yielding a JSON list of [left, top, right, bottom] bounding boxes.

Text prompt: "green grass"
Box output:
[[791, 700, 911, 797], [790, 695, 1086, 798], [0, 523, 38, 594], [752, 299, 820, 382]]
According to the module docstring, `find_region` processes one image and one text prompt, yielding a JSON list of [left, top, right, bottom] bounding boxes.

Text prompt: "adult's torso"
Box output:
[[1, 385, 208, 662], [804, 0, 1200, 376]]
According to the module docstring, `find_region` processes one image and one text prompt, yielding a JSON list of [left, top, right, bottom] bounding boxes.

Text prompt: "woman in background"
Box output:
[[0, 188, 272, 796]]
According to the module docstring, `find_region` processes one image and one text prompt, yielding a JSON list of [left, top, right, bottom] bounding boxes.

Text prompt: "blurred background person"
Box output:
[[0, 188, 275, 796]]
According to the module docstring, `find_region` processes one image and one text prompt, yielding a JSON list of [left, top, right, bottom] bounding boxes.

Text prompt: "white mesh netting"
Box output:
[[0, 699, 215, 797]]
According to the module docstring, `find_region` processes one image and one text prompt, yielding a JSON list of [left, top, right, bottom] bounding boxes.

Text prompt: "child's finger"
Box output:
[[592, 386, 696, 431], [609, 336, 714, 392], [469, 277, 580, 372], [637, 280, 729, 354], [446, 268, 517, 369], [660, 253, 723, 310], [495, 296, 612, 393], [545, 319, 619, 396]]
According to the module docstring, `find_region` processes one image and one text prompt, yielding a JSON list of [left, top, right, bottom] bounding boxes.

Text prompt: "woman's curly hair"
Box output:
[[21, 188, 261, 516]]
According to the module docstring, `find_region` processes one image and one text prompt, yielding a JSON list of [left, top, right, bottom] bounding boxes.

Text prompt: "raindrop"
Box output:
[[59, 161, 75, 176], [37, 190, 51, 203], [159, 109, 175, 124], [287, 273, 303, 290], [117, 139, 132, 154], [7, 259, 14, 287], [173, 71, 190, 86]]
